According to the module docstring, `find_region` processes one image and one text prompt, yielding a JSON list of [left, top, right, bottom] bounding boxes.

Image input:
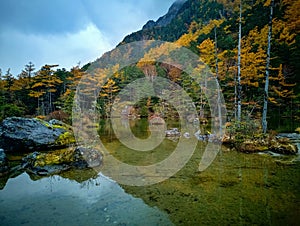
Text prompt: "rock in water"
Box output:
[[21, 147, 102, 176], [73, 147, 103, 168], [0, 148, 9, 175], [0, 117, 76, 152], [165, 128, 180, 137]]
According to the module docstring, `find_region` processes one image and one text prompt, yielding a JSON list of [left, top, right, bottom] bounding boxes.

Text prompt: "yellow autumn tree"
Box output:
[[99, 77, 120, 117], [59, 66, 85, 115], [270, 64, 296, 105], [29, 65, 62, 115], [282, 0, 300, 32], [198, 38, 215, 68]]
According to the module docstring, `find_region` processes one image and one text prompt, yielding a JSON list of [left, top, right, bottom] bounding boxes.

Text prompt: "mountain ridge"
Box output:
[[142, 0, 188, 29]]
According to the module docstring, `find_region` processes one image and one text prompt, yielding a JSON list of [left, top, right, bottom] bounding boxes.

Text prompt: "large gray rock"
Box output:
[[0, 117, 76, 152]]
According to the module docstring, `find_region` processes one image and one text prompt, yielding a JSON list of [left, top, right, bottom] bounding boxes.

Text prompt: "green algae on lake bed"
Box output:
[[121, 144, 300, 226]]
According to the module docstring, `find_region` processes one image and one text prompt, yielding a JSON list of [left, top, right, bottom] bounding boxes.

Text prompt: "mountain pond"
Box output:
[[0, 119, 299, 225]]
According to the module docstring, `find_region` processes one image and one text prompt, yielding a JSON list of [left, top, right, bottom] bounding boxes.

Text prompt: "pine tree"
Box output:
[[3, 69, 15, 93], [23, 62, 35, 81], [0, 69, 4, 105]]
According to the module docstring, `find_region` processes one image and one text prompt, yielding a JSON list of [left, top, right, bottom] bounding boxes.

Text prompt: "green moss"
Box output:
[[52, 123, 73, 131], [34, 118, 76, 146], [34, 149, 75, 167], [35, 118, 52, 128], [52, 124, 65, 129], [35, 118, 73, 131], [55, 131, 76, 146]]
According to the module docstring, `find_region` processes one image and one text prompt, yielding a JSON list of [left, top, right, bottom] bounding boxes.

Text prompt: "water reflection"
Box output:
[[0, 172, 173, 226]]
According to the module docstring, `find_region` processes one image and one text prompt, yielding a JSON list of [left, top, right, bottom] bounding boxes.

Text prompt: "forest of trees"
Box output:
[[0, 0, 299, 133]]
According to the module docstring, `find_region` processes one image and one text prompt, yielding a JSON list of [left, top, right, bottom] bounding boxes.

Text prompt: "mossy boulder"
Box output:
[[22, 147, 102, 176], [0, 117, 76, 152], [270, 134, 299, 155], [237, 140, 268, 153], [33, 149, 75, 167], [235, 135, 298, 155], [269, 142, 298, 155]]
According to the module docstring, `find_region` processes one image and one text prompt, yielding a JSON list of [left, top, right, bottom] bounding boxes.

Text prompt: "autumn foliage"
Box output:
[[0, 0, 299, 131]]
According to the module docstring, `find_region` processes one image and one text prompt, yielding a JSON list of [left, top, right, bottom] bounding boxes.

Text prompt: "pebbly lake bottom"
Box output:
[[0, 144, 299, 226]]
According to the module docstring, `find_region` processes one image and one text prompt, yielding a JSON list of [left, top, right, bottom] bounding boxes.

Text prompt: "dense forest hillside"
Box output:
[[0, 0, 299, 132]]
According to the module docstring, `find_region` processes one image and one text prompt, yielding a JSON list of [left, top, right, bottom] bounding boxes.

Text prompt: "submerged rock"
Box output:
[[73, 146, 103, 168], [21, 147, 102, 176], [0, 117, 76, 152]]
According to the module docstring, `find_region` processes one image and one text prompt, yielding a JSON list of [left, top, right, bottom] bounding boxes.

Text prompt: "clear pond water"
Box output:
[[0, 119, 299, 225]]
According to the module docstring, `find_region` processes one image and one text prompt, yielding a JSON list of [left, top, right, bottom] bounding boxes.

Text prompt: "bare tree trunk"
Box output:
[[199, 74, 207, 119], [237, 0, 242, 124], [214, 26, 219, 77], [215, 26, 223, 135], [234, 71, 237, 121], [49, 91, 52, 114], [262, 0, 274, 134]]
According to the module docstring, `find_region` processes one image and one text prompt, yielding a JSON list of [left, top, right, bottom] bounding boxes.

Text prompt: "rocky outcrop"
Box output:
[[0, 117, 76, 152], [22, 146, 102, 176]]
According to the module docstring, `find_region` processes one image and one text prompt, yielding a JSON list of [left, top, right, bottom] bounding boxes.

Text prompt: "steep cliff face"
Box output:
[[142, 0, 187, 29]]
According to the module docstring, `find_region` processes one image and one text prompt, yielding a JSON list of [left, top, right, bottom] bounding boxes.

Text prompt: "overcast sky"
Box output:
[[0, 0, 176, 75]]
